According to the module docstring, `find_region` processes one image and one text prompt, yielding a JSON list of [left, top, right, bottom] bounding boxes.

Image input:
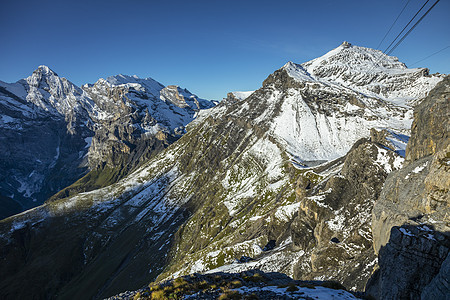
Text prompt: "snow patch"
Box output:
[[232, 91, 254, 100], [413, 161, 429, 173], [275, 203, 299, 222]]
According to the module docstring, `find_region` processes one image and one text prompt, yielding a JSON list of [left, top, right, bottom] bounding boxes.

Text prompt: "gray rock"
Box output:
[[406, 76, 450, 162], [372, 76, 450, 253], [421, 253, 450, 300], [368, 75, 450, 299], [366, 225, 450, 300]]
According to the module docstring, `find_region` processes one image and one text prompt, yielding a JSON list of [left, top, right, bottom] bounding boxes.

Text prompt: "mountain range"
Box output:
[[0, 67, 214, 219], [0, 42, 448, 299]]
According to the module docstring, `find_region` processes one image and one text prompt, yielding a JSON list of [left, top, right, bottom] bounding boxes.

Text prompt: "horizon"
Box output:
[[1, 0, 449, 100]]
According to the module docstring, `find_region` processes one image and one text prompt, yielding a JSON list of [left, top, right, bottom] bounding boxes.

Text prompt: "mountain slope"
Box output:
[[0, 43, 445, 299]]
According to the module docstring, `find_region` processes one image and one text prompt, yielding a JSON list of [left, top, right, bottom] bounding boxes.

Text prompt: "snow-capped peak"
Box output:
[[104, 74, 165, 97], [34, 65, 58, 76], [282, 42, 443, 106], [14, 65, 94, 120], [301, 42, 410, 78], [231, 91, 255, 100]]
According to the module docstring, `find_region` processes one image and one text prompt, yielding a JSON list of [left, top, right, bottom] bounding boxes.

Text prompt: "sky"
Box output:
[[1, 0, 449, 100]]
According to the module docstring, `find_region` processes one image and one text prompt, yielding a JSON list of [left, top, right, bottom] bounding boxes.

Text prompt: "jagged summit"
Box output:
[[301, 42, 408, 73], [34, 65, 58, 76]]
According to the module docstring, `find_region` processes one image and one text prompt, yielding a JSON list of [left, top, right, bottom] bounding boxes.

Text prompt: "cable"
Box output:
[[387, 0, 441, 55], [367, 0, 441, 73], [376, 0, 411, 50], [383, 0, 430, 54], [410, 45, 450, 67]]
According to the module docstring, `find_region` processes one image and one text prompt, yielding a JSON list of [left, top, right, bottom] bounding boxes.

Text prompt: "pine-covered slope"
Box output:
[[0, 43, 445, 299]]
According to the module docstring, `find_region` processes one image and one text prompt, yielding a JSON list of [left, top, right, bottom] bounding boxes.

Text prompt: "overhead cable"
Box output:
[[383, 0, 430, 54], [387, 0, 441, 55], [410, 45, 450, 67], [376, 0, 411, 50]]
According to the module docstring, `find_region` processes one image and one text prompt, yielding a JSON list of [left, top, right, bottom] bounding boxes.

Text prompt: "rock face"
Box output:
[[372, 76, 450, 253], [421, 253, 450, 300], [366, 225, 449, 300], [368, 76, 450, 299], [0, 68, 214, 217], [0, 44, 445, 299], [289, 138, 403, 291], [405, 76, 450, 161]]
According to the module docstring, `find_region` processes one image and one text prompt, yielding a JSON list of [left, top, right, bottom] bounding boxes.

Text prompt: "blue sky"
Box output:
[[1, 0, 449, 100]]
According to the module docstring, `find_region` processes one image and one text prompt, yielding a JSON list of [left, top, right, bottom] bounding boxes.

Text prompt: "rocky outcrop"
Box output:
[[82, 76, 213, 172], [365, 225, 449, 300], [405, 76, 450, 161], [290, 138, 403, 291], [421, 253, 450, 300], [369, 76, 449, 298], [372, 76, 450, 253]]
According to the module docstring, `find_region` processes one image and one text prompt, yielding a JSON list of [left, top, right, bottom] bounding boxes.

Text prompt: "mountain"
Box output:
[[0, 66, 94, 218], [0, 43, 446, 299], [0, 66, 214, 218]]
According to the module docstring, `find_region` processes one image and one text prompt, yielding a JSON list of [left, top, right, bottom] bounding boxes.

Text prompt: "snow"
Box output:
[[326, 209, 346, 232], [425, 233, 436, 241], [105, 74, 164, 97], [234, 285, 358, 300], [386, 131, 409, 157], [248, 138, 284, 181], [413, 161, 429, 173], [399, 227, 415, 237], [275, 203, 299, 222], [84, 137, 93, 148], [1, 115, 15, 123], [270, 90, 377, 161], [221, 137, 286, 216], [205, 246, 305, 277], [375, 148, 402, 173], [283, 61, 315, 82], [293, 43, 444, 107], [231, 91, 254, 100], [307, 194, 331, 209]]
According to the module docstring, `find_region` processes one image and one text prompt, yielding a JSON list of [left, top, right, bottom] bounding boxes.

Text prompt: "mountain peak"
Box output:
[[34, 65, 58, 77], [302, 43, 409, 74], [340, 41, 352, 48]]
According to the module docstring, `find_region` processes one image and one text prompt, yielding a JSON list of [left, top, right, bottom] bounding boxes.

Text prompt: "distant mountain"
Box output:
[[0, 43, 446, 300], [0, 66, 213, 218]]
